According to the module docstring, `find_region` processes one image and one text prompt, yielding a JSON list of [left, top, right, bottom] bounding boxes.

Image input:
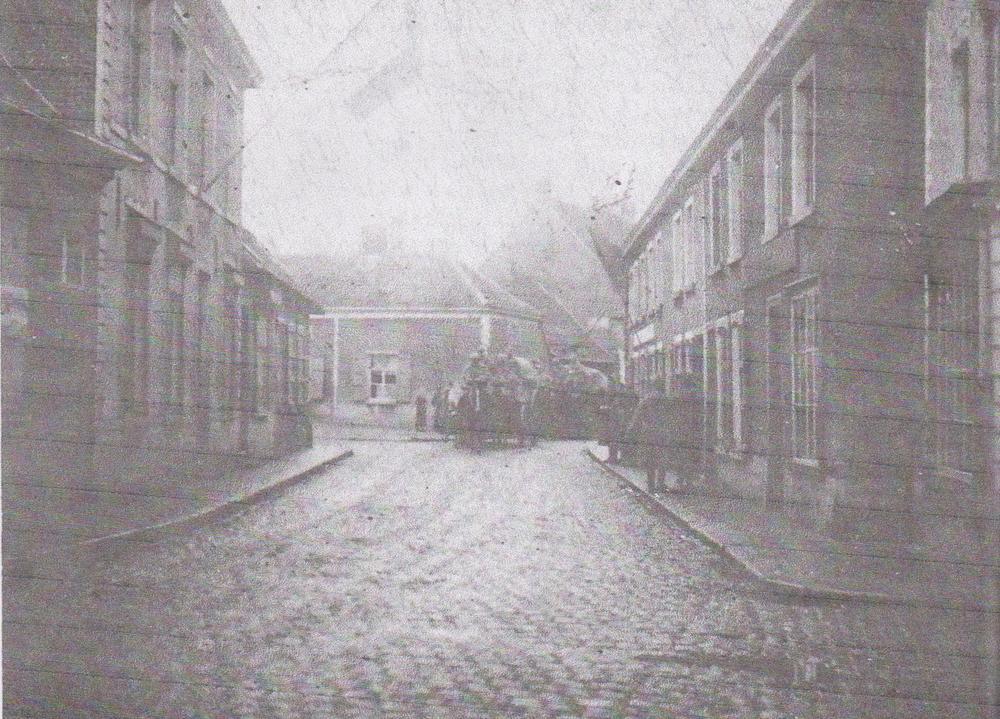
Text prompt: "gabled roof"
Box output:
[[282, 252, 539, 319]]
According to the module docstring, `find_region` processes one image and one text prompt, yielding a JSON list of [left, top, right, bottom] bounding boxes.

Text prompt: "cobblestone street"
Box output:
[[4, 441, 994, 718]]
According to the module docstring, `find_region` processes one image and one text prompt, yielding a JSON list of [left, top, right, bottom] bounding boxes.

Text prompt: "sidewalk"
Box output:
[[4, 441, 353, 570], [584, 444, 998, 612]]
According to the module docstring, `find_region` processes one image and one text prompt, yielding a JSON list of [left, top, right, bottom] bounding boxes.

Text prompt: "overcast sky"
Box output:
[[219, 0, 794, 262]]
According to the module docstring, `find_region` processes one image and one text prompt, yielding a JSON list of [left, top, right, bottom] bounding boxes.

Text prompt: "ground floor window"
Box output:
[[707, 315, 744, 450], [370, 353, 400, 402], [926, 278, 977, 475], [791, 288, 818, 461], [166, 264, 186, 407]]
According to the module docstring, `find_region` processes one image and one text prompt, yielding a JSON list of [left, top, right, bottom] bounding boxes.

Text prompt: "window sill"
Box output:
[[367, 398, 398, 407], [792, 457, 819, 468]]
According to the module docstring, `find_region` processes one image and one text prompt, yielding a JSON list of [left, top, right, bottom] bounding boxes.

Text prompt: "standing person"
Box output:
[[414, 394, 428, 432], [431, 387, 444, 432], [626, 378, 670, 493], [669, 374, 703, 491], [602, 382, 630, 464]]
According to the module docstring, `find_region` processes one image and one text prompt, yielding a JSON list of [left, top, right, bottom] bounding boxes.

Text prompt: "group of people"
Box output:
[[598, 376, 702, 494], [448, 352, 539, 450]]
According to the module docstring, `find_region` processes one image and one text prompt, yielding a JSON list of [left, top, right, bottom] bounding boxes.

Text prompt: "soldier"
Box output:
[[626, 378, 671, 493], [600, 382, 630, 464], [668, 374, 703, 491], [414, 394, 428, 432]]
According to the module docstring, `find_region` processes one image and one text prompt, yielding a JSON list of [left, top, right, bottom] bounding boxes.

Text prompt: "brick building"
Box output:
[[287, 252, 546, 427], [624, 0, 997, 522], [2, 0, 320, 499]]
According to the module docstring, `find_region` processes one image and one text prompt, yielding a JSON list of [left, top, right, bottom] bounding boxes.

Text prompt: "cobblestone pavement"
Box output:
[[4, 441, 995, 718]]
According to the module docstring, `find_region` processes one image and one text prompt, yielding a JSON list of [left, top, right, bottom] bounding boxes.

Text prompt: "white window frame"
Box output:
[[708, 160, 728, 273], [791, 56, 817, 222], [671, 210, 684, 295], [369, 352, 400, 404], [731, 320, 743, 446], [684, 195, 697, 290], [791, 288, 819, 463], [726, 138, 744, 263], [763, 97, 784, 242], [652, 230, 663, 309]]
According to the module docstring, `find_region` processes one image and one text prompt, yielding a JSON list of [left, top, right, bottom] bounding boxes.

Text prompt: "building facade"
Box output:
[[288, 252, 547, 427], [624, 0, 997, 522], [923, 0, 999, 495], [2, 0, 320, 500]]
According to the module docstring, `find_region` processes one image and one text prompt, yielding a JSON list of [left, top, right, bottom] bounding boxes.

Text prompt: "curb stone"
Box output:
[[583, 448, 894, 605], [83, 449, 355, 547]]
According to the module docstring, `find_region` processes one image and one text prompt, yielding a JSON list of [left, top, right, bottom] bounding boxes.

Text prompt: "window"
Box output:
[[127, 0, 152, 133], [671, 210, 684, 293], [731, 322, 743, 446], [196, 73, 215, 188], [764, 99, 784, 240], [297, 322, 310, 405], [369, 353, 400, 403], [727, 139, 744, 262], [709, 160, 729, 270], [684, 196, 697, 288], [168, 31, 186, 166], [715, 326, 731, 442], [166, 264, 186, 406], [61, 234, 85, 286], [792, 58, 816, 219], [223, 271, 240, 408], [952, 42, 971, 178], [926, 279, 977, 474], [121, 213, 153, 408], [713, 315, 744, 448], [255, 314, 269, 408], [194, 272, 210, 408], [651, 233, 662, 308], [791, 289, 818, 461], [242, 306, 258, 412]]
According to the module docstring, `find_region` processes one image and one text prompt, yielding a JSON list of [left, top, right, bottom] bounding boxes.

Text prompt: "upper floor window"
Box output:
[[127, 0, 153, 134], [726, 139, 744, 263], [195, 73, 215, 188], [651, 231, 663, 308], [683, 196, 697, 288], [952, 42, 971, 178], [168, 31, 187, 166], [763, 98, 783, 241], [670, 209, 684, 294], [791, 57, 816, 220], [709, 159, 729, 271]]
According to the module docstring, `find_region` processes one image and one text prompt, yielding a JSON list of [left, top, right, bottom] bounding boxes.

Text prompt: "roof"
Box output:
[[282, 252, 539, 319], [625, 0, 818, 260], [238, 231, 324, 312]]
